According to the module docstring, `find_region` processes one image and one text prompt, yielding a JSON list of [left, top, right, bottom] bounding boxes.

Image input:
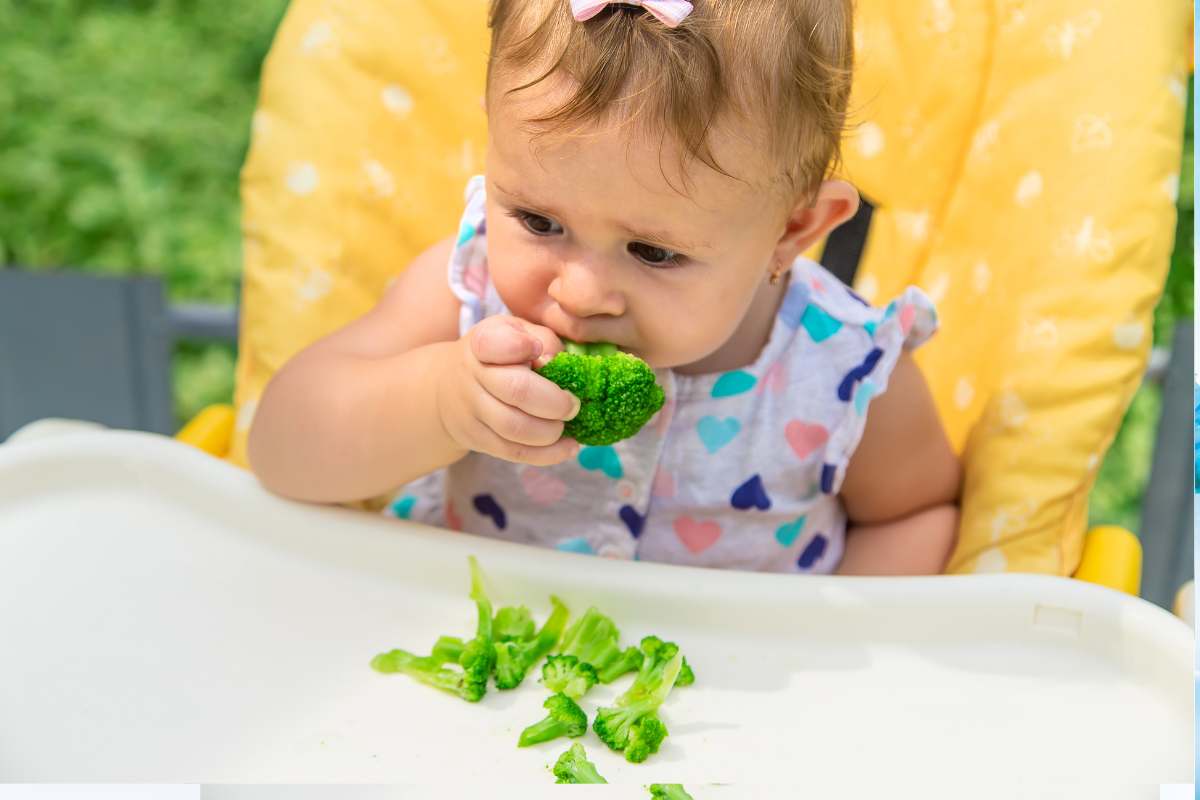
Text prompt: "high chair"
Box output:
[[185, 0, 1190, 598]]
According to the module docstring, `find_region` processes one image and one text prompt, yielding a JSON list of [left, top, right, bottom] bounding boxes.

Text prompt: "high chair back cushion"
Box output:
[[232, 0, 1190, 574]]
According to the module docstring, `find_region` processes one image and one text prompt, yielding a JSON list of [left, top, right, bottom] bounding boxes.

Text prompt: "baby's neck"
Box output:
[[673, 271, 790, 376]]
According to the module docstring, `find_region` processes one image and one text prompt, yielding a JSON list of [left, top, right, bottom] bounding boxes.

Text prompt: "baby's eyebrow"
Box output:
[[493, 180, 550, 212]]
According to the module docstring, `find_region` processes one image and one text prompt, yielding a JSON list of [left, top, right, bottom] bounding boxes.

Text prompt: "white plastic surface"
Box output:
[[0, 430, 1192, 795]]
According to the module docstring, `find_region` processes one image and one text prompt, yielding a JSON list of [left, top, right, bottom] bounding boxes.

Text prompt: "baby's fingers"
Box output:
[[470, 318, 543, 366], [479, 365, 580, 422], [472, 396, 579, 466]]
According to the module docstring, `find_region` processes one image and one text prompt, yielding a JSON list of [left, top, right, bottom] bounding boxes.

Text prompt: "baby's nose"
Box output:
[[549, 259, 625, 318]]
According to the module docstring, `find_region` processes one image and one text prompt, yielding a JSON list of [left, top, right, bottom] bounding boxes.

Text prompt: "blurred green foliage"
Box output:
[[0, 0, 287, 421], [0, 2, 1192, 530]]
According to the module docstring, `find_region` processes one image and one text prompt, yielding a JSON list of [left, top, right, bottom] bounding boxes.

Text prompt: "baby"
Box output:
[[248, 0, 961, 575]]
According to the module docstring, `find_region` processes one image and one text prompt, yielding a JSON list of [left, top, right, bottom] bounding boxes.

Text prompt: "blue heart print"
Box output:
[[578, 445, 624, 479], [800, 305, 843, 342], [863, 321, 878, 337], [697, 416, 741, 453], [836, 347, 883, 402], [778, 282, 811, 328], [730, 474, 772, 511], [556, 537, 596, 555], [819, 464, 837, 494], [712, 370, 757, 398], [472, 493, 507, 530], [388, 494, 416, 519], [797, 533, 828, 569], [774, 515, 806, 546], [619, 505, 646, 538]]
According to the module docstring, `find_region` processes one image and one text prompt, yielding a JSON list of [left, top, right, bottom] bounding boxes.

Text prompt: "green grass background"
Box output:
[[0, 1, 1192, 532]]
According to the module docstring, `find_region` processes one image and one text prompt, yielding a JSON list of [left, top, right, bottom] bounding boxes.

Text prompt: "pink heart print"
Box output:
[[520, 467, 568, 506], [785, 420, 829, 460], [463, 261, 487, 297], [900, 303, 915, 335], [673, 516, 722, 554]]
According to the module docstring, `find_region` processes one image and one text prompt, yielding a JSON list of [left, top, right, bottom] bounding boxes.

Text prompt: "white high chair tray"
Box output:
[[0, 430, 1191, 796]]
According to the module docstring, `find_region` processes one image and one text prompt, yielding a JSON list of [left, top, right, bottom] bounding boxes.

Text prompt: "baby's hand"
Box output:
[[436, 315, 582, 466]]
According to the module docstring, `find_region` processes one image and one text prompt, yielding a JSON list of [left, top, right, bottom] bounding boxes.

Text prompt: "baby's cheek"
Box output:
[[488, 240, 550, 317]]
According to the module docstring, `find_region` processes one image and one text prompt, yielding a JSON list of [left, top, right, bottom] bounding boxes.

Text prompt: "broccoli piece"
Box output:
[[594, 649, 683, 762], [370, 649, 487, 703], [541, 654, 599, 699], [517, 693, 588, 747], [494, 605, 536, 643], [597, 645, 644, 684], [430, 635, 465, 664], [456, 556, 496, 697], [494, 595, 570, 690], [536, 341, 665, 446], [622, 636, 693, 702], [649, 785, 695, 800], [558, 607, 622, 671], [370, 558, 497, 702], [552, 743, 608, 784]]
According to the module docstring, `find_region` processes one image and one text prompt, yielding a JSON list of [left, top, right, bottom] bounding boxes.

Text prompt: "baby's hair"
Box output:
[[487, 0, 853, 203]]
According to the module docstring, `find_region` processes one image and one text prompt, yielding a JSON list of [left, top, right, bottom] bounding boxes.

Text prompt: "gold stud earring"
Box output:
[[768, 267, 783, 286]]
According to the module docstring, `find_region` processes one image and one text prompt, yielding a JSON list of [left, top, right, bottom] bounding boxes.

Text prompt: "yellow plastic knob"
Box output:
[[1074, 525, 1142, 596]]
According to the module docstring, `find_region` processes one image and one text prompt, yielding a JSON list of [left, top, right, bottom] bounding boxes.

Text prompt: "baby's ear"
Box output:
[[771, 180, 860, 267]]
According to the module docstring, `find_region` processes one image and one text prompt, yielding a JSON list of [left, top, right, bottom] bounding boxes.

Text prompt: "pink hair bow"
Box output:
[[570, 0, 694, 28]]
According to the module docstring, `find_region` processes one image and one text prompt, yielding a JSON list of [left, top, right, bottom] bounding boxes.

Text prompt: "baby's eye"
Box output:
[[515, 210, 562, 236], [628, 241, 681, 268]]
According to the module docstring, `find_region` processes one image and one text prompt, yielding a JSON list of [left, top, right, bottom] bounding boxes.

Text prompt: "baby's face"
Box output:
[[484, 80, 792, 370]]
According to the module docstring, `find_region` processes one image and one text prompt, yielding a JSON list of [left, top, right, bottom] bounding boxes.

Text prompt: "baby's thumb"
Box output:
[[470, 319, 544, 365]]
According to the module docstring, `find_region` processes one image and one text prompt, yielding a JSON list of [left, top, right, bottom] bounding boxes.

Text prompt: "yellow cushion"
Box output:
[[838, 0, 1189, 574], [232, 0, 1189, 575]]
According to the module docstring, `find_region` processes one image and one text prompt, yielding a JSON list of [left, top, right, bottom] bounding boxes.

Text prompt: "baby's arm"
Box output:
[[247, 238, 578, 504], [836, 353, 962, 575]]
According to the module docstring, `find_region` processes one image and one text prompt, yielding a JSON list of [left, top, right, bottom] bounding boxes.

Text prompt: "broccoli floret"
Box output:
[[430, 635, 465, 664], [622, 636, 693, 702], [494, 605, 536, 643], [649, 784, 695, 800], [494, 595, 570, 690], [594, 649, 683, 762], [517, 693, 588, 747], [552, 743, 608, 784], [536, 341, 665, 446], [597, 645, 644, 684], [558, 607, 622, 671], [370, 649, 487, 703], [624, 714, 668, 763], [541, 654, 599, 699]]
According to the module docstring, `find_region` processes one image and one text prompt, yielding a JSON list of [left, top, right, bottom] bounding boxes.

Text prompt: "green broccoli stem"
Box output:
[[370, 649, 482, 702], [430, 635, 465, 664], [518, 716, 576, 747], [467, 556, 493, 641], [649, 785, 695, 800], [564, 340, 618, 356], [563, 761, 607, 784], [597, 646, 643, 683]]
